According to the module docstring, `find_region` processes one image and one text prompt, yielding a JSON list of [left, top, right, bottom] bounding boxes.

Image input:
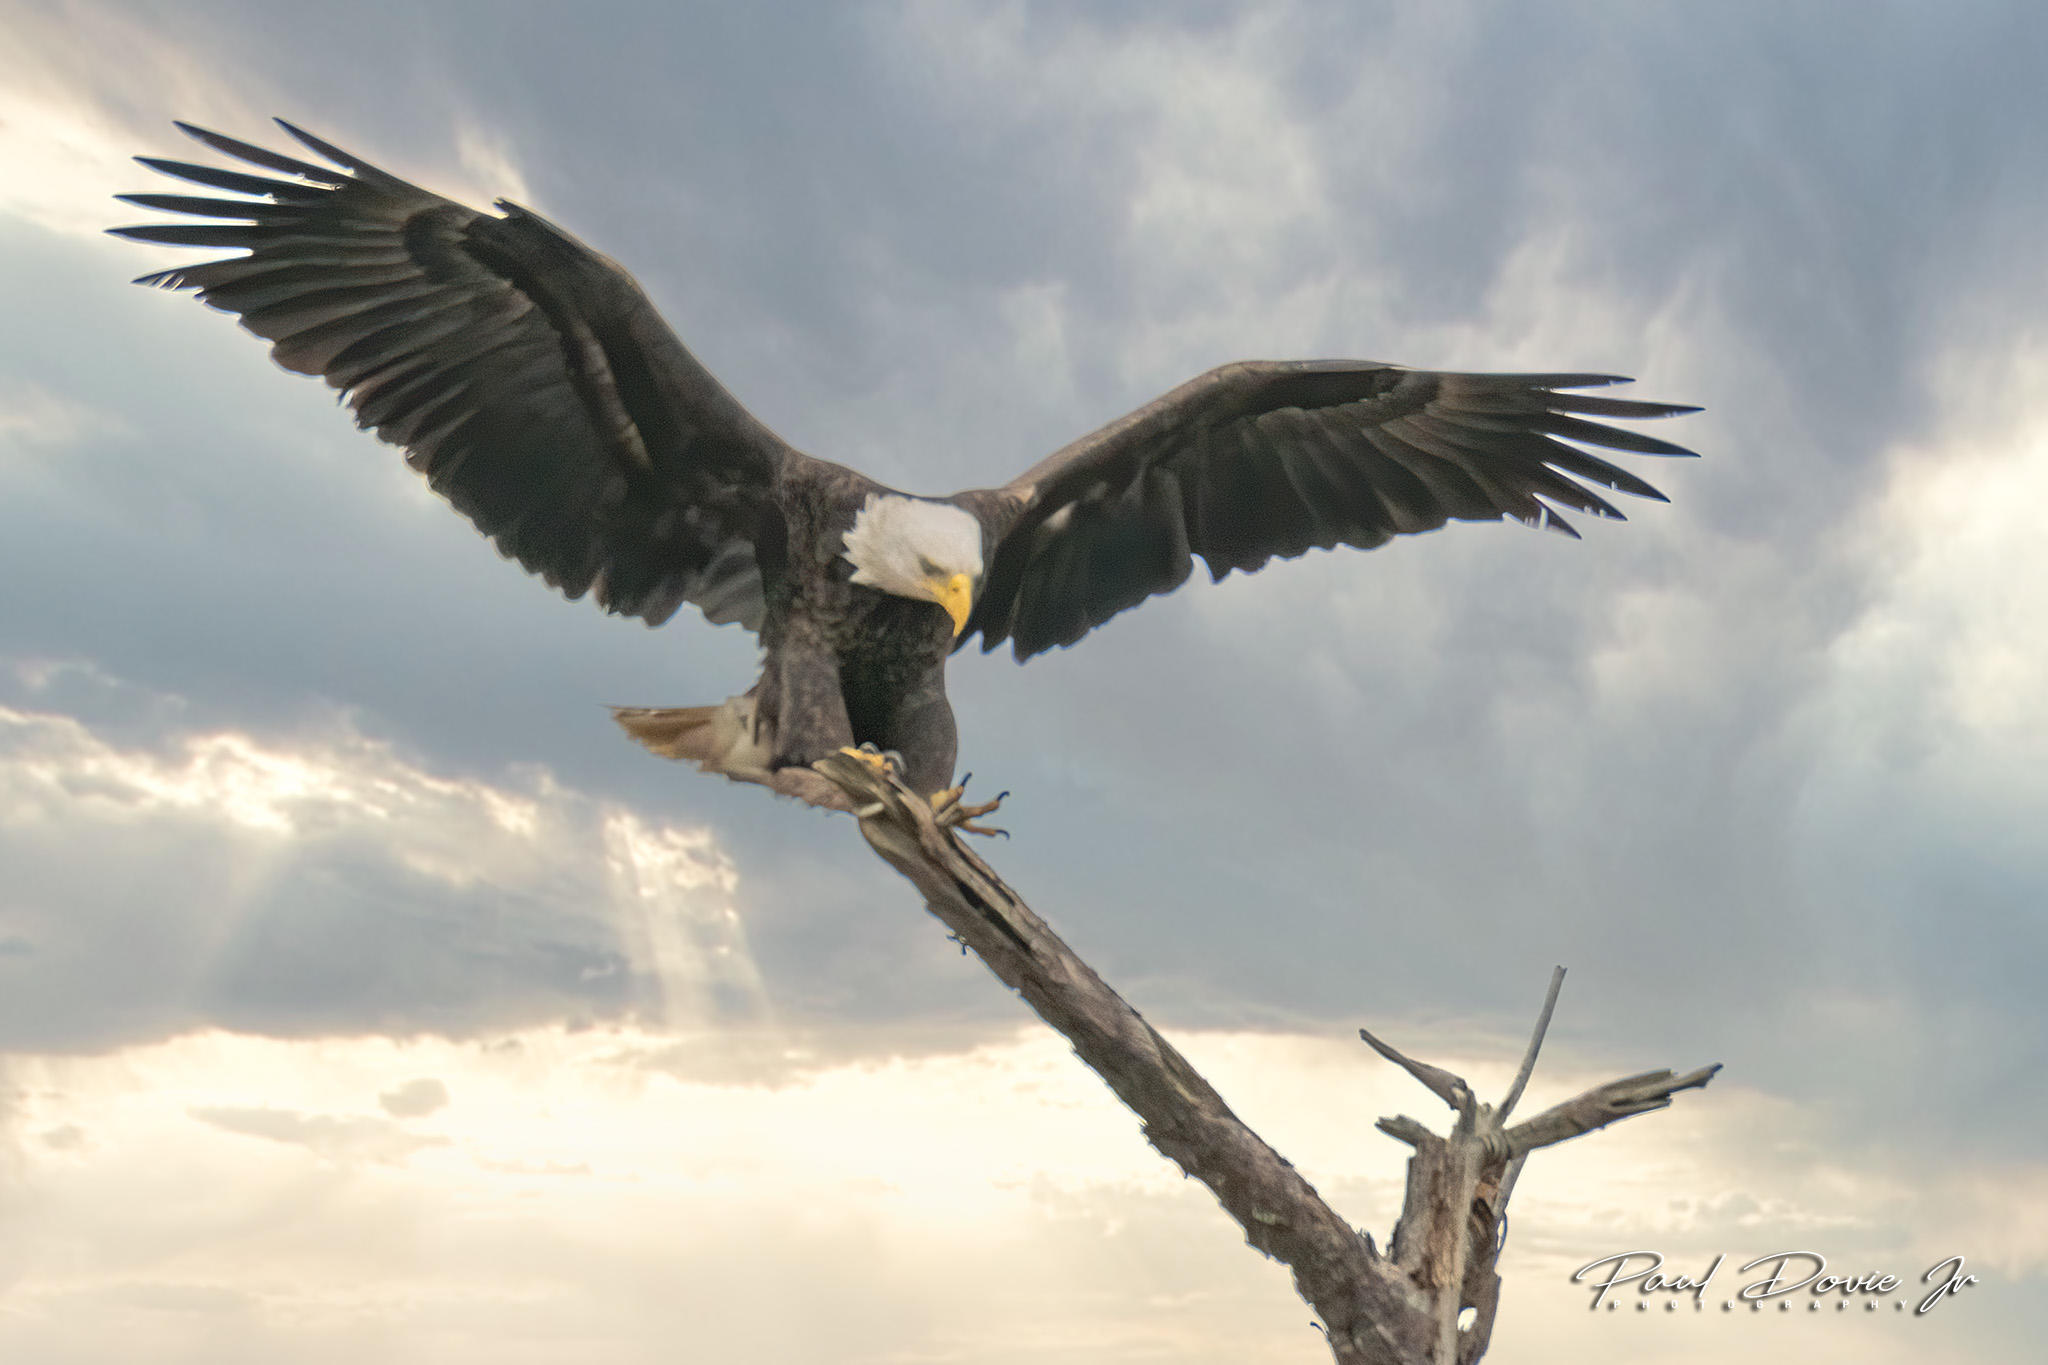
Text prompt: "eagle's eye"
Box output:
[[917, 555, 942, 577]]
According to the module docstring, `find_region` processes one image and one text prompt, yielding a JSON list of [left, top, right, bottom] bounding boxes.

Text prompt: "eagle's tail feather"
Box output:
[[608, 696, 856, 813], [611, 703, 730, 763]]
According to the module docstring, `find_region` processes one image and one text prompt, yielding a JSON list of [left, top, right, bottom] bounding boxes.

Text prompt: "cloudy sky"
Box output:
[[3, 1, 2043, 1360]]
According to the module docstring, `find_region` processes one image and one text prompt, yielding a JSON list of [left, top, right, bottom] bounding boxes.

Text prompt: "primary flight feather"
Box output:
[[115, 121, 1696, 815]]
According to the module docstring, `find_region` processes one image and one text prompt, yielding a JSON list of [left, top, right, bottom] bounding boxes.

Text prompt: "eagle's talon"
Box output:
[[837, 744, 899, 779], [932, 785, 1008, 837]]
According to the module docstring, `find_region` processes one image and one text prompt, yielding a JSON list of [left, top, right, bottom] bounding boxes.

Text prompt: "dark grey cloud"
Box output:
[[2, 0, 2044, 1208]]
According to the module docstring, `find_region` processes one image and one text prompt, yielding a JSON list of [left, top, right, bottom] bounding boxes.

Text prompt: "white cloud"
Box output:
[[0, 3, 528, 249], [0, 5, 266, 241], [0, 673, 761, 1047], [1781, 338, 2048, 948], [1819, 339, 2048, 784], [0, 1024, 2026, 1364], [450, 117, 534, 208]]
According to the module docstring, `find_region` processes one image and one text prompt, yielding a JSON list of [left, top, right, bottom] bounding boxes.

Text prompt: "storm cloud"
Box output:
[[2, 2, 2044, 1360]]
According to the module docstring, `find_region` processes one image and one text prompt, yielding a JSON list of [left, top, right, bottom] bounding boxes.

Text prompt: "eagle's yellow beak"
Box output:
[[935, 572, 974, 637]]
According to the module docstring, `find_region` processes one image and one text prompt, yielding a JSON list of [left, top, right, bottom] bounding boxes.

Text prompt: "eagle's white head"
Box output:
[[842, 493, 985, 636]]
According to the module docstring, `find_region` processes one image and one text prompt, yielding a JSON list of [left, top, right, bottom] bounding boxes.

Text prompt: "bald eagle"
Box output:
[[115, 122, 1694, 820]]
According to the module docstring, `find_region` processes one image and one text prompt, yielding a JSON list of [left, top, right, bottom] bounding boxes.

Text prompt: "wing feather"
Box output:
[[114, 121, 808, 631], [963, 361, 1695, 658]]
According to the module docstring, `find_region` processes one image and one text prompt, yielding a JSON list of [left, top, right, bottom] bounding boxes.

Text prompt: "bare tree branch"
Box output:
[[810, 753, 1718, 1364], [812, 752, 1435, 1360], [1357, 1025, 1468, 1112], [1497, 966, 1565, 1121], [1485, 967, 1567, 1254], [1504, 1065, 1723, 1157]]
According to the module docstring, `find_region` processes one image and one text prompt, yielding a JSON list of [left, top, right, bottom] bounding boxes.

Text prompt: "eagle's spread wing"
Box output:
[[960, 361, 1696, 659], [113, 121, 798, 631]]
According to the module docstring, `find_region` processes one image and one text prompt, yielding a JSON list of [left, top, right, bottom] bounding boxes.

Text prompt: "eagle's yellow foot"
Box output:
[[836, 743, 901, 779], [930, 775, 1009, 838]]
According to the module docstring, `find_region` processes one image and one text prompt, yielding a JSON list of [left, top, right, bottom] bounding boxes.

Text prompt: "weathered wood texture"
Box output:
[[812, 753, 1717, 1364]]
